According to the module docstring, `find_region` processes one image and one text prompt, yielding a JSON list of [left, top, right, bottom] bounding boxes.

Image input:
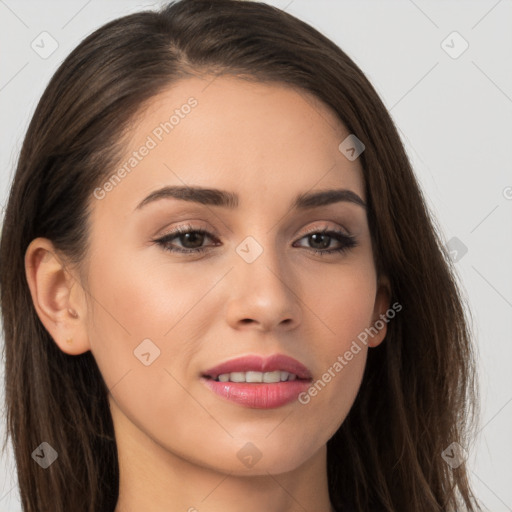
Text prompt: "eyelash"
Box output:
[[153, 224, 358, 257]]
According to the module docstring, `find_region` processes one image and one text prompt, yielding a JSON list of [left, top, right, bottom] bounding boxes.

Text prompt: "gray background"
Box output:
[[0, 1, 511, 510]]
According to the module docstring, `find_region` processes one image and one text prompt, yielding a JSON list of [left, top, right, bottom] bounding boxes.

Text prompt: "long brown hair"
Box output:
[[0, 0, 482, 510]]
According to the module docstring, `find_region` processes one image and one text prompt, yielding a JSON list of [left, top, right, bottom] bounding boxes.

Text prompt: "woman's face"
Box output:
[[76, 75, 389, 475]]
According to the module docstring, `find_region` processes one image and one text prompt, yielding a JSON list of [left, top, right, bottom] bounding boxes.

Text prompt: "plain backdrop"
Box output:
[[0, 1, 511, 511]]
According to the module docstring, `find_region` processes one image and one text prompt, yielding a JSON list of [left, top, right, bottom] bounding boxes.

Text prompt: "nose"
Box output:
[[224, 240, 302, 333]]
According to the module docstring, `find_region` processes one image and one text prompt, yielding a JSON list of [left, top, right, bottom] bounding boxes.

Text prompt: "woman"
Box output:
[[0, 0, 482, 510]]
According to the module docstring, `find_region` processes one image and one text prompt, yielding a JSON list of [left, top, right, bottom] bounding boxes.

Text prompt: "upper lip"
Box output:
[[202, 354, 313, 380]]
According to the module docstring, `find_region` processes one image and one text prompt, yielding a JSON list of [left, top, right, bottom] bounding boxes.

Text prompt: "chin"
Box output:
[[189, 437, 321, 477]]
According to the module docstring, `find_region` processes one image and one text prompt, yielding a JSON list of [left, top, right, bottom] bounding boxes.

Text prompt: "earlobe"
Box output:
[[368, 274, 392, 348], [24, 237, 90, 355]]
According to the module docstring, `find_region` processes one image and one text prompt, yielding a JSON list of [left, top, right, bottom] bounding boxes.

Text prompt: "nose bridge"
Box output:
[[225, 230, 302, 329], [235, 232, 286, 287]]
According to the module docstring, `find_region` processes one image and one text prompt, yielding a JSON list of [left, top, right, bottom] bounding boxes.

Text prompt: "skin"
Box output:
[[25, 75, 390, 512]]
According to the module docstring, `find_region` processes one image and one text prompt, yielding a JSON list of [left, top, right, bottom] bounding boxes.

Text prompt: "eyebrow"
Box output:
[[134, 185, 367, 211]]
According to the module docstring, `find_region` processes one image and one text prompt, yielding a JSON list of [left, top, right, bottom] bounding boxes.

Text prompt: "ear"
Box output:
[[24, 237, 90, 355], [368, 274, 392, 348]]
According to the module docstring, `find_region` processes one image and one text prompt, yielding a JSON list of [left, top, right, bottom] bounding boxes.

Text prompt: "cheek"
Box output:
[[87, 247, 216, 339], [305, 260, 377, 349], [84, 252, 222, 444], [298, 263, 375, 425], [83, 250, 216, 389]]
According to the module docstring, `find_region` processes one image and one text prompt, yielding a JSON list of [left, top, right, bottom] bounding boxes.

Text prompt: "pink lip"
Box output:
[[202, 354, 312, 380], [201, 354, 313, 409]]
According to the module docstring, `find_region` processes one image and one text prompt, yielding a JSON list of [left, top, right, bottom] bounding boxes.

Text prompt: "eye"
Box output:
[[153, 224, 358, 256], [153, 224, 219, 254], [293, 228, 358, 256]]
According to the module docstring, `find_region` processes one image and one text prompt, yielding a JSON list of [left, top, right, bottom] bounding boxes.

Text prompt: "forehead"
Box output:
[[93, 75, 365, 216]]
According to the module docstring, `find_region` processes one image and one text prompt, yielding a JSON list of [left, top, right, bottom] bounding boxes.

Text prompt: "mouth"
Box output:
[[202, 353, 312, 380], [204, 370, 304, 383], [200, 353, 313, 409]]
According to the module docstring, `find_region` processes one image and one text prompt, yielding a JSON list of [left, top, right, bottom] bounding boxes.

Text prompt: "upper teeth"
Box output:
[[216, 371, 298, 383]]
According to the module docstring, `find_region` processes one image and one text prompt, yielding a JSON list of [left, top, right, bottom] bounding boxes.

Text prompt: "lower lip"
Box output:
[[201, 377, 311, 409]]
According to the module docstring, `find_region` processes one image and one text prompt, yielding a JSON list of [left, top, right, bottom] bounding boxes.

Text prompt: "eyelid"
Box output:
[[157, 221, 352, 241], [298, 223, 352, 237], [157, 222, 218, 239]]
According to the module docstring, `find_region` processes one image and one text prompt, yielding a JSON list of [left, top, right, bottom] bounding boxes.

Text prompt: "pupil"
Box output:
[[310, 233, 330, 249], [182, 232, 204, 248]]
